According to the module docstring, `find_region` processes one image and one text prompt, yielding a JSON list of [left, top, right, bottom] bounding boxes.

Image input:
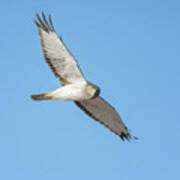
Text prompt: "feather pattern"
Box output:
[[75, 96, 132, 141], [34, 12, 86, 86]]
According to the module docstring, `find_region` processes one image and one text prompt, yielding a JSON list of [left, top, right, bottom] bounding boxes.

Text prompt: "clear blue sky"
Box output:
[[0, 0, 180, 179]]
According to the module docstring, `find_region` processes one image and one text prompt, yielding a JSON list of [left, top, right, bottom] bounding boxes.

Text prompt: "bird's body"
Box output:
[[52, 83, 89, 101], [32, 82, 99, 101], [31, 12, 135, 141]]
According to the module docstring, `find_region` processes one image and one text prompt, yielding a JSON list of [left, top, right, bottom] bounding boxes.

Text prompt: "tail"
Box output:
[[31, 93, 54, 101]]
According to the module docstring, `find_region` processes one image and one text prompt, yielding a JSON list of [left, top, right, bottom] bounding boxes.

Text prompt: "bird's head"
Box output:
[[87, 82, 100, 99]]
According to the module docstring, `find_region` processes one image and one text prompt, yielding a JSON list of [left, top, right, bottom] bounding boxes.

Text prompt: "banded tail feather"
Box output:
[[31, 93, 53, 101]]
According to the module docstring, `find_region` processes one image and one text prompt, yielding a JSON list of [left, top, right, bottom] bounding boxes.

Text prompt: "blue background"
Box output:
[[1, 0, 180, 179]]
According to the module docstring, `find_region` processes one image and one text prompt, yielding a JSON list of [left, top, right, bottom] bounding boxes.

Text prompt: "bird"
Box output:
[[31, 12, 135, 141]]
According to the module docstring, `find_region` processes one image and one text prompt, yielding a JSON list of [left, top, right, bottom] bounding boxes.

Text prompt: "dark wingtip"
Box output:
[[41, 11, 45, 17], [120, 131, 138, 142], [120, 132, 129, 141], [34, 12, 55, 32], [34, 19, 40, 28], [48, 14, 55, 31], [42, 12, 51, 29], [34, 12, 49, 32]]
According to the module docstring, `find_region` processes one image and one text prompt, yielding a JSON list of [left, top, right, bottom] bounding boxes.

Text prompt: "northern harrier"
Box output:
[[31, 12, 135, 141]]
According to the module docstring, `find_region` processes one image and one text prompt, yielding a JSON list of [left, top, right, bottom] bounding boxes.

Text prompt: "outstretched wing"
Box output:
[[75, 96, 132, 141], [34, 12, 86, 85]]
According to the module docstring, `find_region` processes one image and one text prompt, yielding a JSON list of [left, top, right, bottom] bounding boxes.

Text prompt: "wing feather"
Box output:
[[34, 12, 86, 85], [75, 96, 132, 141]]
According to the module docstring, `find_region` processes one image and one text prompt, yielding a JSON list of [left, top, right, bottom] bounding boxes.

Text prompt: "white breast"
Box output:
[[49, 83, 88, 101]]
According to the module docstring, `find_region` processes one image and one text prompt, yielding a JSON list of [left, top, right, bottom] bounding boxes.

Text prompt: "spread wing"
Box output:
[[34, 12, 86, 86], [75, 96, 132, 141]]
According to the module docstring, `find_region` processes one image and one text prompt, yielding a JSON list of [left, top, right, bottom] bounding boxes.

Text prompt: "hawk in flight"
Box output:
[[31, 12, 135, 141]]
